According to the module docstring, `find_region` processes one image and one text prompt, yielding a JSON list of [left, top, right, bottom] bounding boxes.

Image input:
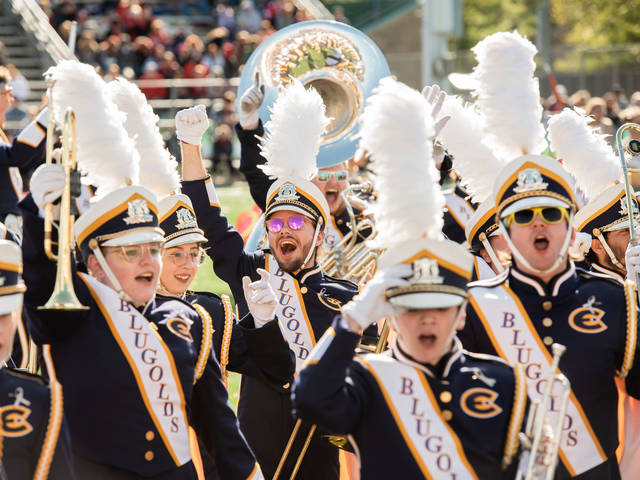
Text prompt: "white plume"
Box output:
[[49, 60, 139, 198], [108, 78, 180, 198], [471, 31, 547, 160], [259, 79, 330, 180], [439, 95, 507, 202], [360, 77, 444, 247], [547, 107, 621, 201]]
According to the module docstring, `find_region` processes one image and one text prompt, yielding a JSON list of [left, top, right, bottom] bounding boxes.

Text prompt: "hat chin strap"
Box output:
[[301, 219, 322, 270], [594, 231, 626, 272], [480, 235, 505, 273], [497, 211, 575, 277]]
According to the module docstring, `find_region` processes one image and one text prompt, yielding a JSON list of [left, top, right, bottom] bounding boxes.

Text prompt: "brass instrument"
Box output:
[[38, 97, 88, 312], [616, 123, 640, 245], [516, 343, 570, 480]]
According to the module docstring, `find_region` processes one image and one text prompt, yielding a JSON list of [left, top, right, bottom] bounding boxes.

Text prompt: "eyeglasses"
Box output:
[[265, 215, 306, 233], [505, 206, 569, 227], [106, 242, 164, 263], [315, 170, 348, 182], [164, 249, 206, 266]]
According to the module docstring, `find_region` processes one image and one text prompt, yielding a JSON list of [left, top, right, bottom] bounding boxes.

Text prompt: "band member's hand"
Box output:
[[30, 163, 66, 217], [568, 231, 591, 261], [239, 72, 264, 129], [625, 243, 640, 281], [242, 268, 277, 327], [341, 264, 412, 331], [421, 84, 451, 137], [175, 105, 210, 146]]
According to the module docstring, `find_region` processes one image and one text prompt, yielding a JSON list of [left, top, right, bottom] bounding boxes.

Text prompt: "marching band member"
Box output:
[[108, 76, 294, 390], [465, 199, 510, 279], [177, 81, 358, 479], [158, 193, 294, 387], [547, 107, 640, 480], [0, 239, 75, 479], [293, 77, 528, 480], [237, 74, 372, 250], [20, 60, 262, 479], [456, 31, 640, 480]]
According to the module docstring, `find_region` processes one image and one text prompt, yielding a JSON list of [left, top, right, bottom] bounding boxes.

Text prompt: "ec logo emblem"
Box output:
[[568, 307, 607, 334], [460, 388, 503, 419], [0, 405, 33, 437], [166, 318, 194, 342]]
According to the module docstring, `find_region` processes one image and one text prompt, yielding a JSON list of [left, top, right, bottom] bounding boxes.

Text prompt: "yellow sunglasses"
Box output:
[[504, 206, 569, 227]]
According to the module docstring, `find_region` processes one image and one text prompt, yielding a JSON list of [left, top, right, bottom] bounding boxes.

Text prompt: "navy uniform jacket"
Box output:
[[0, 118, 47, 217], [293, 316, 527, 479], [19, 194, 260, 479], [182, 176, 358, 480], [461, 264, 640, 479], [235, 121, 371, 245], [443, 183, 476, 244], [1, 367, 74, 479], [184, 291, 294, 387]]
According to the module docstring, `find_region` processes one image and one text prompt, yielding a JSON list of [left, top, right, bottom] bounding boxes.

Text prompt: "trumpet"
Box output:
[[38, 89, 88, 312], [516, 343, 570, 480]]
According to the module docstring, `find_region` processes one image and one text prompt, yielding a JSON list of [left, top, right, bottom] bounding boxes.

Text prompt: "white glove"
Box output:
[[421, 84, 451, 137], [175, 104, 210, 146], [239, 72, 264, 129], [625, 243, 640, 281], [242, 268, 277, 328], [569, 231, 592, 261], [30, 163, 66, 218], [341, 264, 412, 331]]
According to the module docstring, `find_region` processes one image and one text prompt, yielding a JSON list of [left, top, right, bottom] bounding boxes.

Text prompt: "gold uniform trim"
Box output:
[[386, 284, 468, 299], [220, 295, 235, 386], [619, 279, 638, 378], [496, 191, 575, 217], [503, 362, 527, 469], [34, 345, 64, 480], [95, 227, 165, 244], [192, 303, 214, 384], [164, 227, 205, 242]]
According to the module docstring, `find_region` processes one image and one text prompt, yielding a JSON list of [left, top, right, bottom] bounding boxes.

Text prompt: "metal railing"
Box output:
[[9, 0, 76, 65]]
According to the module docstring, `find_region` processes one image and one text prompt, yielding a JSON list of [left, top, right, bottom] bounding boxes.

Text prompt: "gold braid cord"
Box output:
[[220, 295, 235, 388], [192, 303, 214, 384]]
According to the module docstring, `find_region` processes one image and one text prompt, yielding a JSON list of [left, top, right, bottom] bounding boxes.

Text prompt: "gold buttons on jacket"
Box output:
[[145, 431, 154, 441], [144, 451, 154, 461], [542, 318, 552, 327], [543, 336, 553, 346], [300, 287, 308, 294], [542, 301, 552, 311], [439, 392, 452, 403], [442, 410, 453, 421], [337, 219, 343, 225]]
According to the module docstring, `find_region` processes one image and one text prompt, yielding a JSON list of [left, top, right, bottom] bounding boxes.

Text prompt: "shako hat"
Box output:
[[159, 194, 207, 248], [0, 240, 26, 315]]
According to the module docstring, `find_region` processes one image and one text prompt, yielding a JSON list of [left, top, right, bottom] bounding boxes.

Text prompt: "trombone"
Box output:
[[38, 82, 87, 312], [516, 343, 570, 480]]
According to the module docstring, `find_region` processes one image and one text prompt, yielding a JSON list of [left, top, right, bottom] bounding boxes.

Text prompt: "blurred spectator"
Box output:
[[148, 19, 170, 46], [603, 91, 622, 130], [138, 62, 167, 100], [215, 3, 236, 31], [630, 91, 640, 107], [585, 97, 614, 137], [569, 89, 591, 109], [202, 42, 226, 71], [612, 83, 629, 109], [212, 123, 234, 175], [620, 106, 640, 124], [236, 0, 262, 33]]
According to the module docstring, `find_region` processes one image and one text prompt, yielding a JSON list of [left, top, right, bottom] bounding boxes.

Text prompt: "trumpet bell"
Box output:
[[238, 20, 390, 168]]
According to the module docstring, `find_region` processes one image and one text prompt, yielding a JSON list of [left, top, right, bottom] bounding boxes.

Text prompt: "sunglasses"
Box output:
[[315, 170, 348, 182], [106, 242, 164, 263], [265, 215, 306, 233], [164, 248, 206, 266], [505, 206, 569, 227]]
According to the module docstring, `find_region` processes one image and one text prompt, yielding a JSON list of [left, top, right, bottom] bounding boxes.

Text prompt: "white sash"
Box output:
[[79, 273, 191, 466], [323, 219, 343, 249], [445, 192, 474, 229], [469, 284, 606, 475], [362, 355, 478, 479], [265, 254, 316, 371]]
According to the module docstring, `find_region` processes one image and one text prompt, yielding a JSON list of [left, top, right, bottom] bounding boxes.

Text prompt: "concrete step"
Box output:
[[4, 45, 37, 57], [1, 35, 30, 47], [0, 24, 20, 36], [4, 57, 40, 69]]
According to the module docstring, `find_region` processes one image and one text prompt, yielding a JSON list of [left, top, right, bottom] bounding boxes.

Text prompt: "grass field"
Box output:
[[190, 182, 256, 408]]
